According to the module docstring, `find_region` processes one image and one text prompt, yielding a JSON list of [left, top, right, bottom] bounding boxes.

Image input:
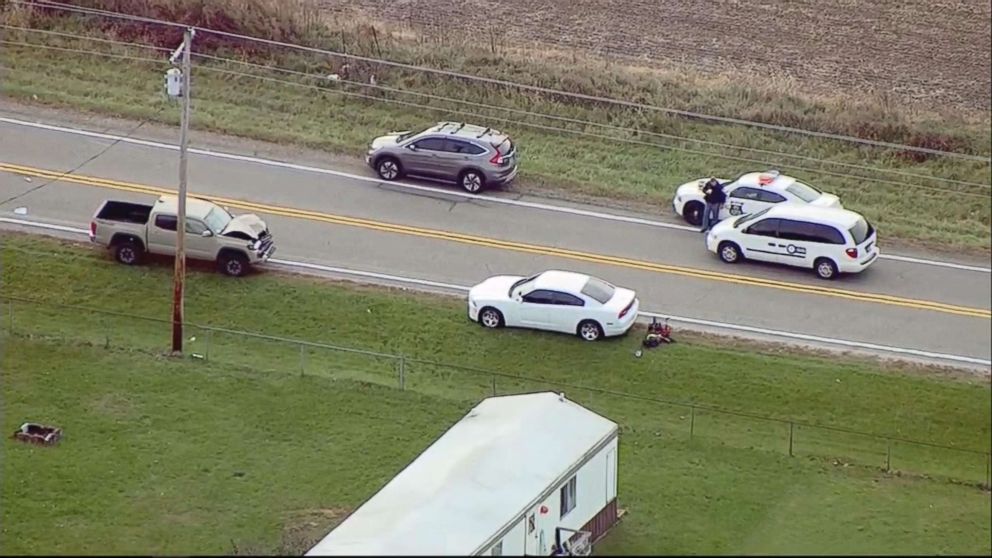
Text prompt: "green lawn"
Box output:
[[1, 19, 990, 253], [4, 336, 990, 554], [2, 233, 990, 554]]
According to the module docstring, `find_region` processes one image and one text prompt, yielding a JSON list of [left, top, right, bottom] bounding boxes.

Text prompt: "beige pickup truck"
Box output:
[[89, 195, 276, 277]]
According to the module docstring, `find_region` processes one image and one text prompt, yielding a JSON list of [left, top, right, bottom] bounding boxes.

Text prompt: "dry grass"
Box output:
[[11, 0, 990, 150]]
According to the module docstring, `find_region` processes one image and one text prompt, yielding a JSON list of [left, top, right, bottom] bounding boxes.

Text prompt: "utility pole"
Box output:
[[170, 27, 194, 354]]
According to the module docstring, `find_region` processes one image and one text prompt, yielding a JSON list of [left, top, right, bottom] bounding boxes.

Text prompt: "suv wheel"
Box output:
[[376, 157, 402, 181], [459, 169, 485, 193]]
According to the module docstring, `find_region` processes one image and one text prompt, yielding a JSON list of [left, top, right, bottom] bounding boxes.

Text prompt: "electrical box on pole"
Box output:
[[165, 68, 183, 98]]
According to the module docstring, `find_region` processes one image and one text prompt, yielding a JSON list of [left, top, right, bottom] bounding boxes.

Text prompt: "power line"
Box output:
[[0, 39, 166, 64], [7, 24, 981, 189], [5, 36, 988, 198], [14, 0, 992, 163], [0, 36, 987, 197], [0, 24, 172, 51], [195, 64, 992, 199], [190, 51, 992, 190]]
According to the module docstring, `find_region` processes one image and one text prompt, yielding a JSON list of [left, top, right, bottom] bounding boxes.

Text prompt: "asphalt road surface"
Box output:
[[1, 116, 989, 368]]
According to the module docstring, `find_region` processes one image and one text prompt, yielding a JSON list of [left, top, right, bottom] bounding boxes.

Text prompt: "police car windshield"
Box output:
[[786, 182, 822, 203], [734, 206, 773, 227]]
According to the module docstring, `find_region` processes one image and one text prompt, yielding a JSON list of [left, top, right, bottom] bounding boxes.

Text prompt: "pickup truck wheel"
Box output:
[[219, 252, 249, 277], [113, 242, 142, 265]]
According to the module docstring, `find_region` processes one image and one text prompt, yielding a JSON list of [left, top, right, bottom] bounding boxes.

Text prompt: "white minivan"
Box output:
[[705, 204, 879, 280]]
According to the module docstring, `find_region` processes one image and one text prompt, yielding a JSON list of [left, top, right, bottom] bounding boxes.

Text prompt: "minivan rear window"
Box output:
[[849, 218, 874, 244]]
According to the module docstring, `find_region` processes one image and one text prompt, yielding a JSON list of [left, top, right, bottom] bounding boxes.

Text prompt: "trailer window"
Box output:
[[560, 475, 577, 518], [491, 541, 503, 556]]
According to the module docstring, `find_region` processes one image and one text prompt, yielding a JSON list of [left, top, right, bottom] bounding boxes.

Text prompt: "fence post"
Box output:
[[398, 357, 406, 390], [788, 422, 794, 457], [885, 440, 892, 472], [986, 453, 990, 489], [204, 329, 211, 362], [492, 376, 497, 397], [299, 343, 306, 376], [689, 406, 695, 440]]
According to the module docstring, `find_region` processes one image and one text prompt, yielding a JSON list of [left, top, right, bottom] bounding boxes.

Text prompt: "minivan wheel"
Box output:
[[479, 307, 504, 329], [683, 201, 704, 226], [376, 157, 402, 181], [815, 257, 839, 280], [718, 241, 742, 264], [577, 320, 603, 342], [219, 252, 250, 277], [459, 169, 485, 193]]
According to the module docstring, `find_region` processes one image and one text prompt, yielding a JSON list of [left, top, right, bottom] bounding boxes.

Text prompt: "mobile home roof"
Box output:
[[305, 392, 619, 556]]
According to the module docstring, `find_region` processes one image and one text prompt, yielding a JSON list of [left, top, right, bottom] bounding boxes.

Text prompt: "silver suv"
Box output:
[[365, 122, 519, 193]]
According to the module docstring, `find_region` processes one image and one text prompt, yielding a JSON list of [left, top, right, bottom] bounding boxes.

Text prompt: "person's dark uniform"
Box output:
[[700, 178, 726, 232]]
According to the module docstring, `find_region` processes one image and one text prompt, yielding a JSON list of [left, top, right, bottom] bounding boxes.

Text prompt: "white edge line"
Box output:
[[3, 116, 989, 274], [2, 215, 989, 369]]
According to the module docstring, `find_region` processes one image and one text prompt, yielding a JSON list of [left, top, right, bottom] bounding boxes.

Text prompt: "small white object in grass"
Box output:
[[14, 207, 28, 215], [189, 336, 196, 342], [634, 349, 643, 358], [24, 177, 32, 183], [326, 73, 340, 81], [367, 308, 371, 313]]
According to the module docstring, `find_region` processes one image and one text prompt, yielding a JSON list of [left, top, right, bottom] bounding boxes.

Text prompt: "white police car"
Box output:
[[672, 170, 843, 226], [705, 204, 879, 280]]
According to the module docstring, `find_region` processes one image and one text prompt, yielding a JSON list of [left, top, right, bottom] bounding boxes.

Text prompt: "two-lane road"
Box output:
[[1, 116, 989, 367]]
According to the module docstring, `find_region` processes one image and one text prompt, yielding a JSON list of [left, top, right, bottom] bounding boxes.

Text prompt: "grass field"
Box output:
[[1, 8, 990, 253], [1, 232, 991, 555], [4, 338, 990, 555]]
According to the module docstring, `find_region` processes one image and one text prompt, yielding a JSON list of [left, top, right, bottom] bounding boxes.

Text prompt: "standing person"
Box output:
[[700, 178, 726, 233]]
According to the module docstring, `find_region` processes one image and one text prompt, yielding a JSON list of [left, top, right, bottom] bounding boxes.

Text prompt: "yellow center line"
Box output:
[[2, 162, 990, 319]]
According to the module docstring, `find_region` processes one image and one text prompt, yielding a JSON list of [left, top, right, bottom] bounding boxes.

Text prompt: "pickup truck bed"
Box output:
[[95, 201, 152, 224]]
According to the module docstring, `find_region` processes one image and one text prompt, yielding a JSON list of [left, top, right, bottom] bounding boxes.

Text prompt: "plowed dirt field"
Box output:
[[320, 0, 992, 112]]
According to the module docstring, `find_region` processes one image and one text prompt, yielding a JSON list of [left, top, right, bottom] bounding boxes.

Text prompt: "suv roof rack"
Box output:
[[449, 122, 466, 134], [476, 127, 492, 138]]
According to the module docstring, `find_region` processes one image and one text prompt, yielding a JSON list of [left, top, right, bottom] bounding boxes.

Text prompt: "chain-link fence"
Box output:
[[3, 295, 989, 488]]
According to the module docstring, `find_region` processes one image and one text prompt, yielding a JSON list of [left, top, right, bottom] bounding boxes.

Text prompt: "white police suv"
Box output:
[[705, 204, 879, 280]]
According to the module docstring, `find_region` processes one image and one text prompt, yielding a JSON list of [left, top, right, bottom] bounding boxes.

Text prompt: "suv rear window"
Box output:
[[849, 218, 874, 244], [580, 277, 615, 304], [498, 139, 513, 155]]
